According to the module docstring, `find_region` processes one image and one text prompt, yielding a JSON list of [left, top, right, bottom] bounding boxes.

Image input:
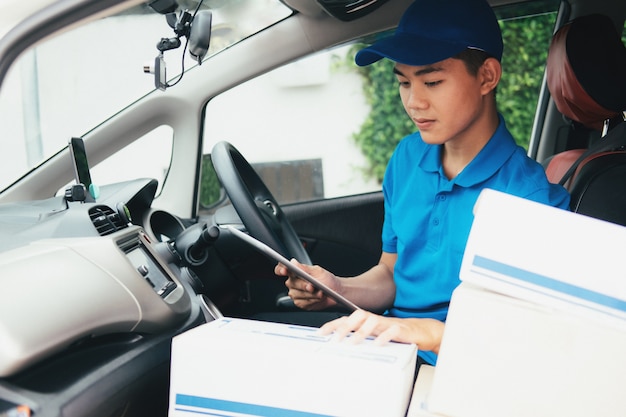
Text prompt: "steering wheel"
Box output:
[[211, 141, 312, 265]]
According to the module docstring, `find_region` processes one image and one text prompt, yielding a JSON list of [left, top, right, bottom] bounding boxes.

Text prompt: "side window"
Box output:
[[201, 44, 380, 209], [497, 4, 560, 149]]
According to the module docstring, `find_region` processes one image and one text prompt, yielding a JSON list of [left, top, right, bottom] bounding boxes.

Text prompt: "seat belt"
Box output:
[[558, 117, 626, 186]]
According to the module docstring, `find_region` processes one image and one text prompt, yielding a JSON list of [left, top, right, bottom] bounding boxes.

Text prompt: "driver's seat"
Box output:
[[544, 13, 626, 225]]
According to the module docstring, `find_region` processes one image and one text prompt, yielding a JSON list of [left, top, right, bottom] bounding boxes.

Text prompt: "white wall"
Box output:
[[204, 47, 380, 199]]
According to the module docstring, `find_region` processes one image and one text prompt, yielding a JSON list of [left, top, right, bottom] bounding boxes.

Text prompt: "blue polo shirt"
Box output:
[[382, 115, 570, 365]]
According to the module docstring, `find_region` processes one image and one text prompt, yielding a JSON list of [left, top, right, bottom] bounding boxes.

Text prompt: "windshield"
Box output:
[[0, 0, 291, 192]]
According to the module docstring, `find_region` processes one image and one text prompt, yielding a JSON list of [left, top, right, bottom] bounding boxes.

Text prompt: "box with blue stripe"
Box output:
[[425, 189, 626, 417], [168, 317, 417, 417], [462, 188, 626, 323]]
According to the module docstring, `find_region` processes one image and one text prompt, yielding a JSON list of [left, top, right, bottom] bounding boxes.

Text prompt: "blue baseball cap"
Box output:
[[355, 0, 503, 66]]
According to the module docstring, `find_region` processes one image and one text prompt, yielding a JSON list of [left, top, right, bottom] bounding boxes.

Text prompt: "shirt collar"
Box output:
[[418, 114, 518, 187]]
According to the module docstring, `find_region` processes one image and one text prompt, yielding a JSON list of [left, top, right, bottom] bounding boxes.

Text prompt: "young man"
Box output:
[[275, 0, 570, 366]]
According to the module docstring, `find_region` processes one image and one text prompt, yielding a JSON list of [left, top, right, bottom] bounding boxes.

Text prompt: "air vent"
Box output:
[[89, 205, 127, 236]]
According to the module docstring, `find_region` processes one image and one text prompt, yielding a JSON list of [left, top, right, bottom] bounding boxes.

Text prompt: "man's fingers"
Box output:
[[274, 262, 288, 276], [288, 287, 321, 300], [350, 313, 380, 344], [318, 311, 403, 346], [373, 323, 401, 345], [275, 259, 301, 277], [286, 276, 315, 293], [319, 310, 368, 341]]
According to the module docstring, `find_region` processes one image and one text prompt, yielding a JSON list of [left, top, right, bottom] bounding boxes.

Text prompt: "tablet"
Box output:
[[224, 225, 359, 312]]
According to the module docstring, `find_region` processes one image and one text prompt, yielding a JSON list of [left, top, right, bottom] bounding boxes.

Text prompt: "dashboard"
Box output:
[[0, 178, 206, 378]]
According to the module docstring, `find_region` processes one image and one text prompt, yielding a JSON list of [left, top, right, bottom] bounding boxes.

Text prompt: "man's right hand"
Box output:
[[274, 260, 341, 310]]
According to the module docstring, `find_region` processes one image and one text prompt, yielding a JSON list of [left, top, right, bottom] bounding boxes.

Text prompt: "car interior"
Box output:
[[0, 0, 624, 416]]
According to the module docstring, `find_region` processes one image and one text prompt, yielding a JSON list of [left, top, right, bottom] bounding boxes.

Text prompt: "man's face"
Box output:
[[394, 57, 493, 147]]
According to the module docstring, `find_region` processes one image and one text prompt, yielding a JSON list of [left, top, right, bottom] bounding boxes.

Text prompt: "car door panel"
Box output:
[[285, 192, 384, 276]]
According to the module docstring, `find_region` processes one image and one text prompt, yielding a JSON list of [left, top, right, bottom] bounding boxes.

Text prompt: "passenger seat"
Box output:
[[544, 13, 626, 225]]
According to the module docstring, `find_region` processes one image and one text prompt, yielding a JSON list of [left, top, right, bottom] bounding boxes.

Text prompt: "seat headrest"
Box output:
[[546, 14, 626, 130]]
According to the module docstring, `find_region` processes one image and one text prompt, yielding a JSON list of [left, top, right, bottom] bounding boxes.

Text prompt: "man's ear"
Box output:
[[480, 58, 502, 95]]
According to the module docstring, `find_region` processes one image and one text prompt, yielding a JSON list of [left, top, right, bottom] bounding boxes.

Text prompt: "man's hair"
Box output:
[[453, 48, 493, 75], [453, 48, 498, 98]]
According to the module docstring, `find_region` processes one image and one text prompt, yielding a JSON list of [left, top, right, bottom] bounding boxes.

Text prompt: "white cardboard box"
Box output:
[[168, 317, 417, 417], [406, 365, 437, 417], [425, 189, 626, 417]]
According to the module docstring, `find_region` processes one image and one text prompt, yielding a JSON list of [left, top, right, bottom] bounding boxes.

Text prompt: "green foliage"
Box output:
[[199, 154, 222, 208], [349, 13, 557, 183], [498, 13, 556, 149], [350, 50, 414, 182]]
